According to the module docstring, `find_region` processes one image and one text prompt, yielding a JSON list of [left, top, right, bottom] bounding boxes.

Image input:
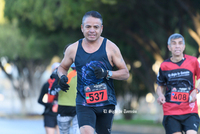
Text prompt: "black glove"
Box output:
[[92, 66, 107, 79], [59, 75, 70, 92]]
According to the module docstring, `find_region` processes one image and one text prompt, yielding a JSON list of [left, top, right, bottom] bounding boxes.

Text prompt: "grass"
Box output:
[[113, 118, 162, 127], [113, 118, 200, 132]]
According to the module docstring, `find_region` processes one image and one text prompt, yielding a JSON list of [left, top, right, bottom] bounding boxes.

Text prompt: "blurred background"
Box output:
[[0, 0, 200, 133]]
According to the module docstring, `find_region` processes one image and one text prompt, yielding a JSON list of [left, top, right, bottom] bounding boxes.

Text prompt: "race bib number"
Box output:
[[171, 92, 189, 102], [84, 83, 108, 104]]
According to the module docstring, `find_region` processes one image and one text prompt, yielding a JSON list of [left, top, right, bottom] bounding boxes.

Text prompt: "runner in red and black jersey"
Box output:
[[156, 33, 200, 134]]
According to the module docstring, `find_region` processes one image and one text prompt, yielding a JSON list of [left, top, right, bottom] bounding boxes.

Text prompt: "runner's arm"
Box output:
[[189, 79, 200, 102], [57, 44, 75, 78], [108, 42, 129, 80], [156, 85, 166, 105]]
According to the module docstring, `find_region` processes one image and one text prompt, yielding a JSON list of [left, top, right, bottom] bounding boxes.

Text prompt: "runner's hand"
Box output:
[[59, 75, 70, 92], [157, 94, 166, 105], [52, 104, 58, 113], [92, 66, 107, 79], [189, 89, 197, 103]]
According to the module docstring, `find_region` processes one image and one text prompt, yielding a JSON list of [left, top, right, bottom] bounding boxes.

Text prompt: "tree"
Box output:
[[0, 22, 50, 113], [98, 0, 200, 96], [2, 0, 200, 115], [2, 0, 90, 113], [2, 0, 113, 114], [95, 0, 200, 118]]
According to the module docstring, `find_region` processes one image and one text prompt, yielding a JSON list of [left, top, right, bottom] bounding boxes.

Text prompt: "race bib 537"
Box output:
[[84, 83, 108, 104]]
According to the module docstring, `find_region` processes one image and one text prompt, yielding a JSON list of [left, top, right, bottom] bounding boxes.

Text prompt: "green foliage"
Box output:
[[3, 0, 103, 61], [0, 21, 27, 59], [113, 119, 162, 127], [4, 0, 99, 31], [2, 0, 200, 100], [100, 0, 200, 96], [0, 21, 78, 60]]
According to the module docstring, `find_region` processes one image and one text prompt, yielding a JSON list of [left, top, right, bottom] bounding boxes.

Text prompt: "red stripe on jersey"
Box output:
[[161, 55, 197, 73], [163, 101, 198, 115]]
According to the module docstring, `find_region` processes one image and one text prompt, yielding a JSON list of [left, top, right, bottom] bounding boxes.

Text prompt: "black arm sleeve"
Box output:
[[37, 82, 53, 108]]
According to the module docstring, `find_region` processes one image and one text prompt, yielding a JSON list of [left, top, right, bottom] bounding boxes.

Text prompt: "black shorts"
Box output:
[[163, 113, 199, 134], [44, 115, 58, 128], [76, 105, 115, 134], [58, 105, 76, 116]]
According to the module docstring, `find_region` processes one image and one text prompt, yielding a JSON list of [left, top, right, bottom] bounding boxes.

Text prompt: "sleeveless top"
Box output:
[[75, 38, 117, 107]]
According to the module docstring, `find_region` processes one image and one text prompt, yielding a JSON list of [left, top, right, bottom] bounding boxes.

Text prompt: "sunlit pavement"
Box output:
[[0, 117, 167, 134]]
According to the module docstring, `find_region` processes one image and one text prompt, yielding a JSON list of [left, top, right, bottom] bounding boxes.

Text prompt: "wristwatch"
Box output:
[[106, 70, 112, 80], [195, 88, 200, 94]]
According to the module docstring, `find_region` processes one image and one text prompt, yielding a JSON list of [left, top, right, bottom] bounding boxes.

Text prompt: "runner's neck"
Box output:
[[170, 55, 184, 63]]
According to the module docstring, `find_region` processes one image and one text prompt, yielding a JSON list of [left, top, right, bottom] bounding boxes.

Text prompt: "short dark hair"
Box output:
[[82, 11, 103, 25]]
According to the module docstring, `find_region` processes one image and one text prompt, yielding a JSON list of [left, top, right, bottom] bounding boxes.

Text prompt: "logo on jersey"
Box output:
[[168, 71, 190, 78], [189, 102, 195, 111], [82, 61, 107, 85], [85, 86, 91, 92], [179, 87, 187, 91], [172, 87, 177, 91]]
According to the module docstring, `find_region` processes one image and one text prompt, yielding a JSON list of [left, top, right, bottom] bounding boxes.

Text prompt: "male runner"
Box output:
[[156, 33, 200, 134], [57, 10, 129, 134]]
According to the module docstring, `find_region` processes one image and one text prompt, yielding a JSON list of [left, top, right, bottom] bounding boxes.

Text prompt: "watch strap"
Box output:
[[106, 70, 112, 80], [195, 88, 200, 94]]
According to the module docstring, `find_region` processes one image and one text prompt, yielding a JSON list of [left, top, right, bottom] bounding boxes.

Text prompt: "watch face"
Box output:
[[108, 71, 112, 77], [106, 70, 112, 80]]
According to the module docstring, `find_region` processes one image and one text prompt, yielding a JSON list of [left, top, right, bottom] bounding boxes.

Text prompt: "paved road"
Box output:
[[0, 117, 45, 134], [0, 116, 171, 134], [1, 117, 200, 134], [0, 117, 135, 134]]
